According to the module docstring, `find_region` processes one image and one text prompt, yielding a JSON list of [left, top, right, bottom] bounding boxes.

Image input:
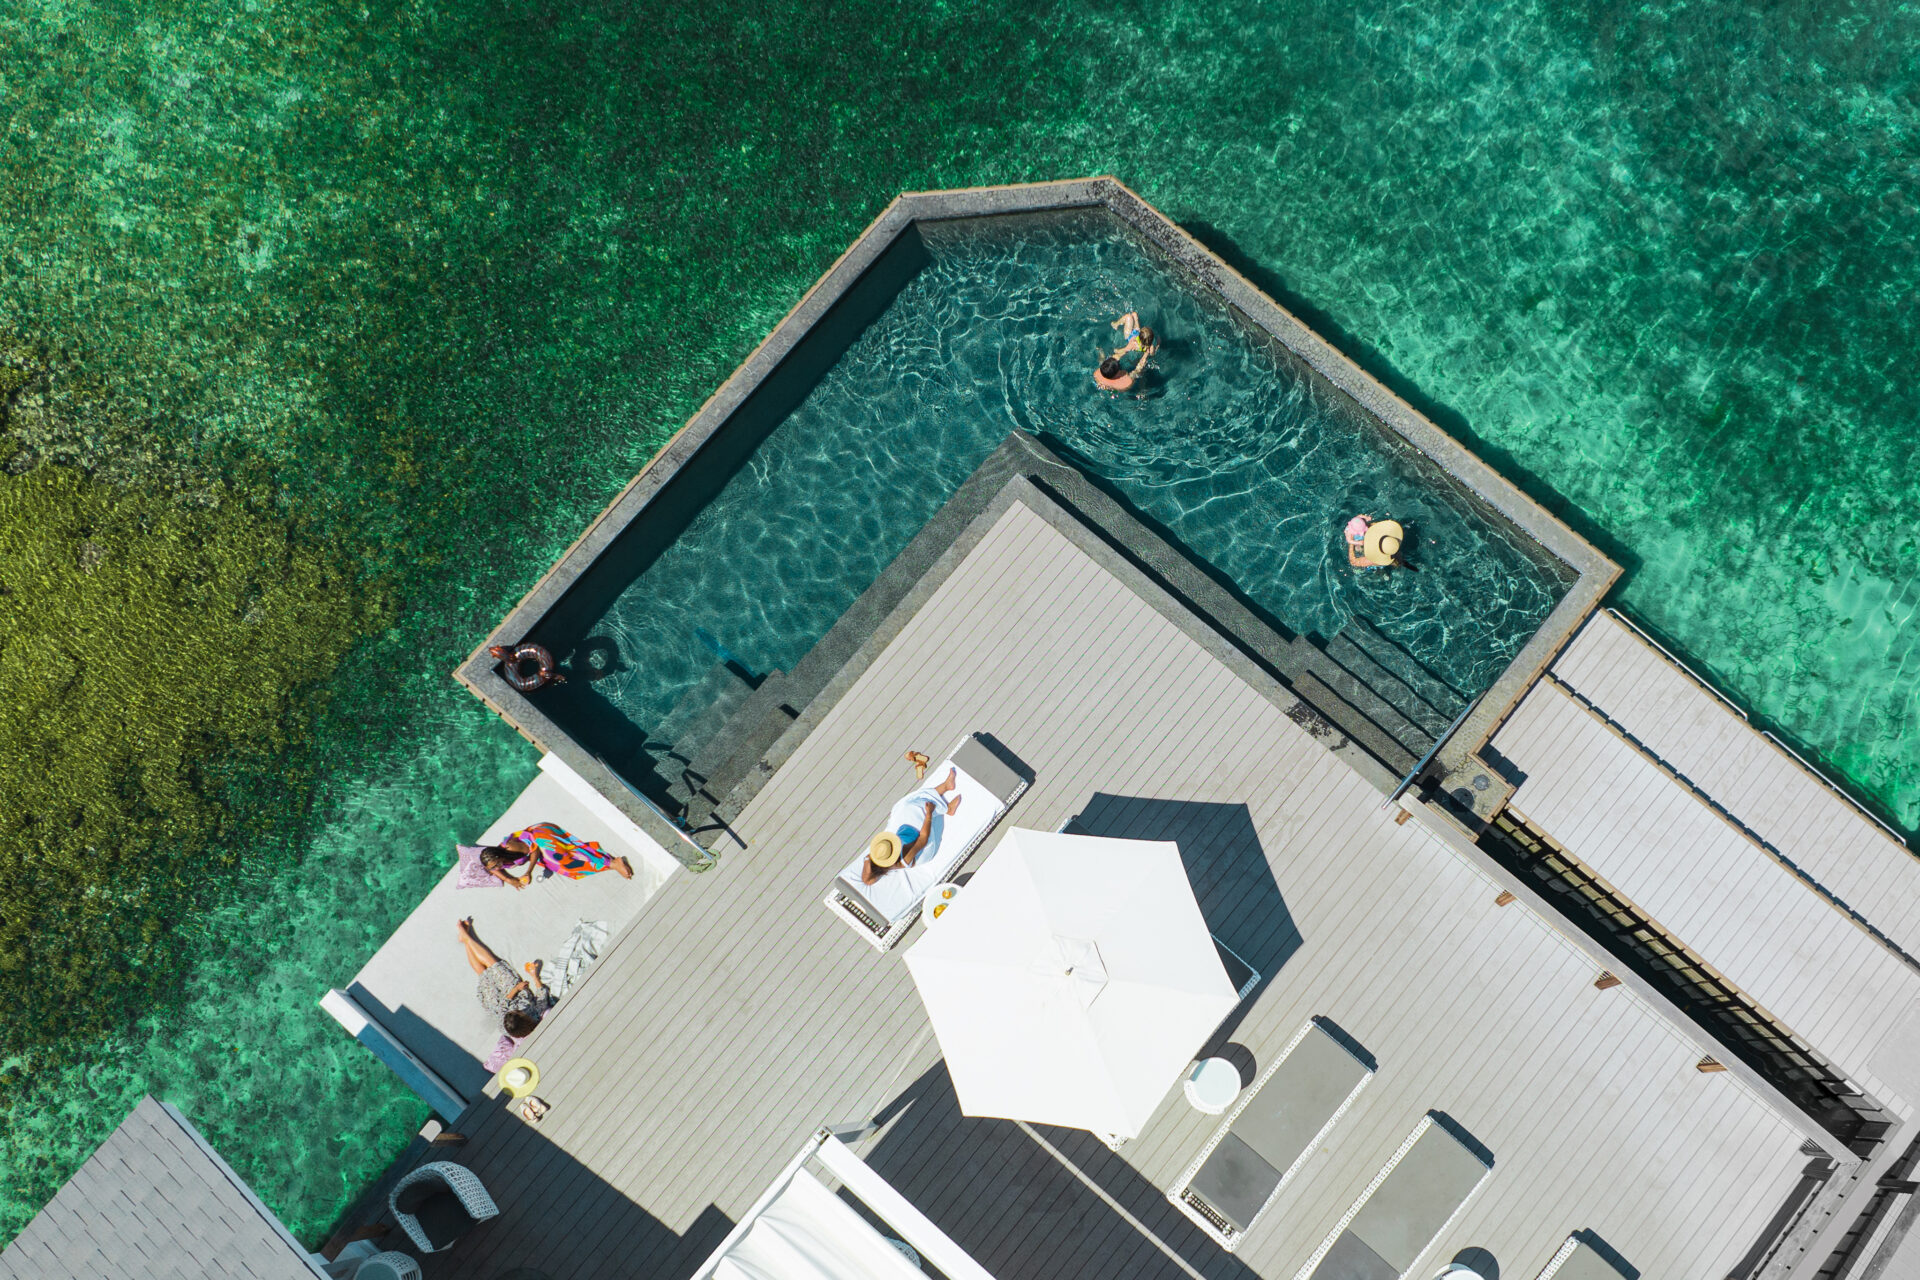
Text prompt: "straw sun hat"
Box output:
[[1361, 519, 1405, 567], [869, 830, 904, 868], [497, 1057, 541, 1099]]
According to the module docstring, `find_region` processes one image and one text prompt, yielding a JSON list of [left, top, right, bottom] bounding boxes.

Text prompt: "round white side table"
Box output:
[[1184, 1057, 1241, 1114], [923, 882, 962, 926]]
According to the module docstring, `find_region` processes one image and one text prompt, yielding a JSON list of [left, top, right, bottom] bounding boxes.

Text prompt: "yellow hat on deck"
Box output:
[[497, 1057, 540, 1099], [1362, 520, 1405, 566], [869, 830, 903, 868]]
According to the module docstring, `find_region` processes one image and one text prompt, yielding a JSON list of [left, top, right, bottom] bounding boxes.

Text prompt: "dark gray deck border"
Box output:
[[456, 178, 1618, 864]]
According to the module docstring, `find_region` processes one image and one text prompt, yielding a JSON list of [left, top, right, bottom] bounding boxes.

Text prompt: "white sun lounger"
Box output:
[[1170, 1018, 1374, 1250], [824, 734, 1030, 951], [1293, 1113, 1493, 1280]]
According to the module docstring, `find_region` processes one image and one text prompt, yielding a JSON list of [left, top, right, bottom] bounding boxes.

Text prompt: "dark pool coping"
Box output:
[[457, 179, 1618, 864]]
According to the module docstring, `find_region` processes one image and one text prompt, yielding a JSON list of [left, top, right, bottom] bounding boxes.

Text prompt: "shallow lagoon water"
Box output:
[[1, 0, 1916, 1248]]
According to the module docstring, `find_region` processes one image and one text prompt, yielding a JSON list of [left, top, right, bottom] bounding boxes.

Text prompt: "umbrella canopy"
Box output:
[[904, 828, 1240, 1139]]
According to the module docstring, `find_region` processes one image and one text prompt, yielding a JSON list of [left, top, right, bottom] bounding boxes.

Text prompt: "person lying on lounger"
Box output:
[[479, 822, 635, 889], [457, 917, 550, 1038], [862, 759, 963, 884]]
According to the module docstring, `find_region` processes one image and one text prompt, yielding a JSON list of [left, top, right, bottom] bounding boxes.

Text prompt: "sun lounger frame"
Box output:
[[1289, 1112, 1493, 1280], [823, 735, 1029, 951], [1167, 1017, 1374, 1249]]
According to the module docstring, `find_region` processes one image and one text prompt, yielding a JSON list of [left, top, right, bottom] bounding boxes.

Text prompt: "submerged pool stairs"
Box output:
[[1288, 616, 1468, 778], [661, 662, 800, 835]]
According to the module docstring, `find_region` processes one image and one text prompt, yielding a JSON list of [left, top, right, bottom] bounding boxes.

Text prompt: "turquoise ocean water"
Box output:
[[2, 0, 1915, 1246]]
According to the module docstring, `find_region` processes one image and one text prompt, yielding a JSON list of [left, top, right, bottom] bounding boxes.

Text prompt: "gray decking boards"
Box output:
[[419, 500, 1808, 1280], [1546, 610, 1919, 957], [1492, 611, 1920, 1119], [0, 1097, 317, 1280]]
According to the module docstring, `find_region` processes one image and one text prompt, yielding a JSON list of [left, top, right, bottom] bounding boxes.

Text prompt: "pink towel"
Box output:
[[483, 1034, 523, 1072]]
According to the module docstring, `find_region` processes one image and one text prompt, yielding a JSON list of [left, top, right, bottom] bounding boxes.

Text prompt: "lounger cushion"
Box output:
[[1235, 1028, 1370, 1172], [1183, 1023, 1370, 1237], [1311, 1231, 1399, 1280], [950, 737, 1027, 805], [1188, 1134, 1280, 1233], [1347, 1126, 1490, 1271], [1554, 1243, 1634, 1280], [836, 744, 1021, 924]]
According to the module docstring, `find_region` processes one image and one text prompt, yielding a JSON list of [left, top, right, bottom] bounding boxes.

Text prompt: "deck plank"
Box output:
[[422, 502, 1810, 1280], [1548, 612, 1920, 954]]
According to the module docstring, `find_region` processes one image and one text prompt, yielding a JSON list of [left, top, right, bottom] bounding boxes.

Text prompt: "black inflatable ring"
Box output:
[[490, 642, 564, 693]]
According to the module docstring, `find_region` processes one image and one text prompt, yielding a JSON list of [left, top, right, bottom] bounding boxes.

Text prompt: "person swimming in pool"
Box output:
[[1346, 514, 1376, 569], [1111, 310, 1156, 355], [1096, 321, 1159, 392], [1346, 514, 1415, 572]]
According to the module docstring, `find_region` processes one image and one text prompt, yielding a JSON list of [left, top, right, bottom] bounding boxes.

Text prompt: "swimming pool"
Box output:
[[511, 205, 1577, 812]]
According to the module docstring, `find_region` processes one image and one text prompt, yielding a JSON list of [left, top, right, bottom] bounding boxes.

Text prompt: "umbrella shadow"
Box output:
[[858, 1061, 1267, 1280], [1064, 795, 1302, 1005]]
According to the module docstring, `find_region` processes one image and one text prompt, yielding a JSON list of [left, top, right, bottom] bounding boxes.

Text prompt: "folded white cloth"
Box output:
[[549, 918, 610, 1000]]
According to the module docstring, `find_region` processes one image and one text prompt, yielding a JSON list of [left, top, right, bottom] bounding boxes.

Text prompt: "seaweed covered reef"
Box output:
[[0, 349, 380, 1054], [0, 467, 370, 1047]]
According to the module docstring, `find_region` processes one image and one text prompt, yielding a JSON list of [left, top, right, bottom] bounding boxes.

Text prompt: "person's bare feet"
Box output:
[[934, 766, 957, 793], [905, 750, 930, 779], [456, 917, 476, 941], [614, 856, 634, 880]]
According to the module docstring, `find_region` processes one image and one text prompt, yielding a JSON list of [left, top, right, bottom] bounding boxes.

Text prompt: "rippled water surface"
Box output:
[[2, 0, 1916, 1250], [576, 212, 1570, 764]]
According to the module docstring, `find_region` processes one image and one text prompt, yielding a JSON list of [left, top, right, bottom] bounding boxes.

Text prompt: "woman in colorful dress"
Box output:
[[479, 822, 634, 889]]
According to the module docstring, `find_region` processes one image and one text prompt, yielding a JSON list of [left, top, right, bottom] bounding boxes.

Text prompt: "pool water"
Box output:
[[570, 211, 1571, 781]]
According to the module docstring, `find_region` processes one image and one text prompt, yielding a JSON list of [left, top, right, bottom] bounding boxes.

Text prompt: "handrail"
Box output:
[[1383, 692, 1483, 810]]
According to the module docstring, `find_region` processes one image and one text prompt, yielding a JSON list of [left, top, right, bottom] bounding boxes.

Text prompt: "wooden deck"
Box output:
[[1547, 611, 1920, 957], [422, 498, 1811, 1280], [1493, 613, 1920, 1117]]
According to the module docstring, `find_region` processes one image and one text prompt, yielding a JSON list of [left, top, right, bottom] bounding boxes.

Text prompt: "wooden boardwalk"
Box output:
[[1546, 611, 1920, 957], [1493, 612, 1920, 1118], [422, 499, 1809, 1280]]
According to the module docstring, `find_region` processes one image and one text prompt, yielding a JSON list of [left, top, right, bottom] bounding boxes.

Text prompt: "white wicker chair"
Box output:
[[389, 1160, 499, 1253]]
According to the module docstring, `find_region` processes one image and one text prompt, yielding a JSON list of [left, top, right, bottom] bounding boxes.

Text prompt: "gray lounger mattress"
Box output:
[[1307, 1115, 1493, 1280], [1176, 1020, 1373, 1244], [1542, 1238, 1635, 1280]]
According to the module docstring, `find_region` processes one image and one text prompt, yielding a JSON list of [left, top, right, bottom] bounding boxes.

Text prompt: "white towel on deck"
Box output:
[[549, 918, 610, 1000]]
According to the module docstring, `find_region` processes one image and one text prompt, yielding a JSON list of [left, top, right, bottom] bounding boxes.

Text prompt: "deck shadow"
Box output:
[[862, 1062, 1263, 1280], [397, 1096, 735, 1280], [1066, 795, 1302, 994]]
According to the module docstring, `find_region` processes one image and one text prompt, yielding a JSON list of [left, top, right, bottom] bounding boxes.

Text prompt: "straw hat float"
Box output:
[[1361, 520, 1405, 567], [869, 830, 903, 868]]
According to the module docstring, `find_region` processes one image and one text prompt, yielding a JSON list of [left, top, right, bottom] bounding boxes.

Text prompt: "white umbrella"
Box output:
[[903, 828, 1240, 1139]]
